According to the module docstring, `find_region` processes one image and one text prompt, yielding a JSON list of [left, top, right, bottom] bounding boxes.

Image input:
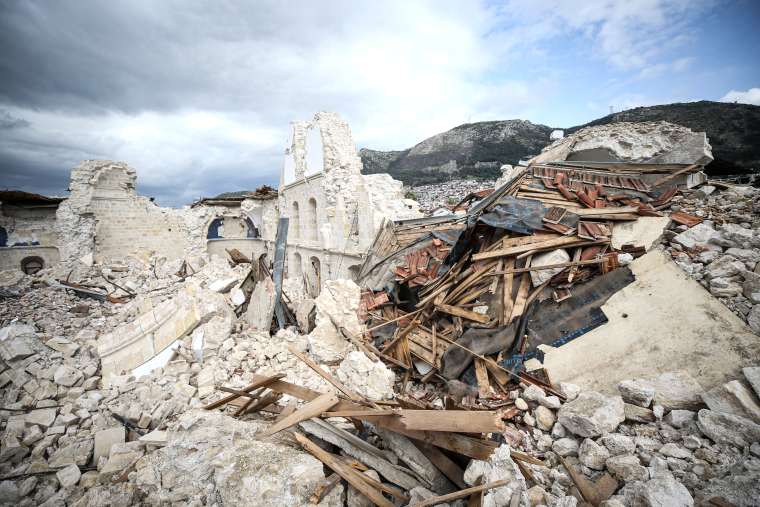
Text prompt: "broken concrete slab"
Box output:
[[672, 222, 719, 250], [44, 336, 79, 357], [530, 248, 570, 287], [557, 391, 625, 438], [541, 250, 760, 395], [611, 217, 671, 251], [94, 426, 126, 463], [245, 277, 276, 330], [0, 323, 36, 361], [697, 409, 760, 448], [701, 380, 760, 424]]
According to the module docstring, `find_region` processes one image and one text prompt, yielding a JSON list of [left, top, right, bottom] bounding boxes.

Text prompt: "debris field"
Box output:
[[1, 119, 760, 507]]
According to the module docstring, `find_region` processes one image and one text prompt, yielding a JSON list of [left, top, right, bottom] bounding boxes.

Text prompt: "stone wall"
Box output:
[[0, 205, 58, 246], [279, 112, 421, 295], [55, 161, 192, 265], [0, 246, 60, 272]]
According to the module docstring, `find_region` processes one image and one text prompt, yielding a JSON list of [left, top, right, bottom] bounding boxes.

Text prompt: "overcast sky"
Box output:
[[1, 0, 759, 206]]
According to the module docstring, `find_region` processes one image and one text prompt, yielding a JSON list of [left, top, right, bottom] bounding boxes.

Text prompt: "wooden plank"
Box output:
[[509, 271, 531, 322], [472, 236, 584, 261], [239, 392, 282, 416], [413, 441, 467, 489], [483, 358, 510, 386], [261, 393, 339, 437], [474, 359, 491, 399], [501, 258, 514, 326], [203, 374, 286, 410], [309, 473, 341, 504], [435, 303, 490, 324], [323, 410, 398, 417], [356, 470, 410, 502], [352, 410, 504, 433], [293, 432, 395, 507], [386, 425, 498, 461], [572, 205, 639, 215], [409, 479, 509, 507], [274, 400, 298, 423]]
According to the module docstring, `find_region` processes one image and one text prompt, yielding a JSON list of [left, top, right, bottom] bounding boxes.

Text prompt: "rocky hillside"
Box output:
[[569, 101, 760, 175], [361, 101, 760, 185], [361, 120, 554, 185]]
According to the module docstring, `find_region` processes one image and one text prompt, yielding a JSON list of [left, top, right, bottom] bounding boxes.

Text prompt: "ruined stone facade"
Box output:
[[280, 112, 420, 295], [1, 112, 419, 295], [0, 193, 61, 272]]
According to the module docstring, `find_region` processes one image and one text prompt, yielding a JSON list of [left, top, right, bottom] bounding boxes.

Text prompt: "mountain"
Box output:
[[360, 120, 555, 186], [360, 101, 760, 185], [567, 101, 760, 175]]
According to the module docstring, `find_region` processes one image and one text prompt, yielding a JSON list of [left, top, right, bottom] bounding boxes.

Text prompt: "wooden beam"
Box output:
[[435, 304, 490, 324], [413, 441, 467, 489], [203, 374, 285, 410], [387, 426, 498, 460], [408, 479, 509, 507], [293, 432, 395, 507], [323, 410, 399, 418], [472, 236, 585, 261], [309, 473, 341, 504], [261, 393, 339, 437], [474, 359, 491, 399], [238, 391, 282, 417], [350, 409, 505, 433]]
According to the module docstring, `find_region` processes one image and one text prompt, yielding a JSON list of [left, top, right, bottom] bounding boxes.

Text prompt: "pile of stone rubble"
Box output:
[[410, 179, 496, 214], [1, 185, 760, 507], [664, 183, 760, 331]]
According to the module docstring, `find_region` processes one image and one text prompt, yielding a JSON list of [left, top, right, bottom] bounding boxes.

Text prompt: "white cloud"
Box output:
[[0, 0, 717, 204], [490, 0, 709, 71], [720, 87, 760, 106]]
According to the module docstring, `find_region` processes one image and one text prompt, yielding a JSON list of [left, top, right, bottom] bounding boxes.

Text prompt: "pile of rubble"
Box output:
[[1, 165, 759, 506], [410, 179, 496, 214], [662, 183, 760, 331]]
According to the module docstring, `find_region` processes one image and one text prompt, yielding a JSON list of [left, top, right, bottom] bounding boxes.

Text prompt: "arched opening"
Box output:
[[21, 256, 44, 275], [207, 218, 224, 239], [307, 198, 318, 242], [308, 256, 321, 296], [291, 201, 300, 240], [304, 126, 324, 176], [244, 216, 259, 238], [0, 226, 7, 247], [290, 252, 302, 278], [348, 265, 361, 282]]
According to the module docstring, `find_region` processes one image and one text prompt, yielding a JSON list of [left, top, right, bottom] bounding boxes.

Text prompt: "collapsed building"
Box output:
[[1, 117, 759, 507]]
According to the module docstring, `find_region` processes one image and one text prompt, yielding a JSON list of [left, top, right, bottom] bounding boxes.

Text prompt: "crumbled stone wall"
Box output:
[[279, 112, 421, 294], [55, 161, 191, 265]]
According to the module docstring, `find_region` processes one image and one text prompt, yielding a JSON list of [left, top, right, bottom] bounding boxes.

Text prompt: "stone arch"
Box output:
[[207, 218, 224, 239], [20, 256, 44, 275], [308, 256, 321, 296], [307, 197, 318, 242], [291, 201, 300, 240], [244, 216, 259, 238], [291, 252, 302, 278]]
